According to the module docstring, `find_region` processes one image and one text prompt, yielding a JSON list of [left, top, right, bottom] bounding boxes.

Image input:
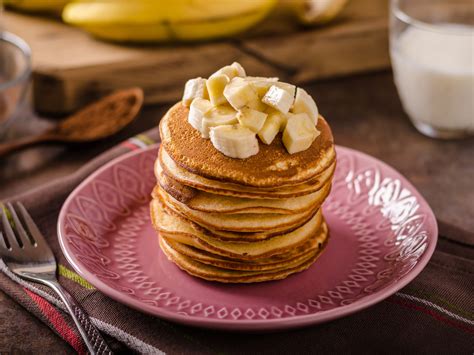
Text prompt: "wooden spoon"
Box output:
[[0, 87, 144, 157]]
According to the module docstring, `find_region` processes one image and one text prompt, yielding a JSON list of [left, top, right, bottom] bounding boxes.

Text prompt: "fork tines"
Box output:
[[0, 202, 45, 250]]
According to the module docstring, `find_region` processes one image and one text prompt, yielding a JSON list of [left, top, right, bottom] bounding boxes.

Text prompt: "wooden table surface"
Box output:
[[0, 71, 473, 352]]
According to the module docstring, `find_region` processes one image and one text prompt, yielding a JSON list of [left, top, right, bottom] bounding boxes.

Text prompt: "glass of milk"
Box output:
[[390, 0, 474, 139]]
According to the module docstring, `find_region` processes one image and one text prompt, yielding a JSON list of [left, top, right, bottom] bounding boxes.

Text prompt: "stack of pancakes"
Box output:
[[151, 103, 336, 283]]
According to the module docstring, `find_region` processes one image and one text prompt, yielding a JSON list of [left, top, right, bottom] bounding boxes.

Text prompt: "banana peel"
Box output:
[[62, 0, 277, 42]]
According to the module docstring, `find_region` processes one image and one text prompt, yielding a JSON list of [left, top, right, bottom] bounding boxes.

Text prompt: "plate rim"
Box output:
[[57, 144, 438, 331]]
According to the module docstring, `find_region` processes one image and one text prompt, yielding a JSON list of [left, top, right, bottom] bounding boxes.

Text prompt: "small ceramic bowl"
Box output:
[[0, 31, 31, 137]]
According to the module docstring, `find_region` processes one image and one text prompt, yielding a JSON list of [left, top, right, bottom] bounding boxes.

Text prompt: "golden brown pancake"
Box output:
[[152, 186, 318, 242], [160, 102, 335, 188], [150, 198, 325, 260], [162, 231, 324, 271], [159, 234, 328, 283], [157, 186, 320, 232], [162, 232, 325, 266], [158, 148, 336, 199], [156, 173, 332, 215]]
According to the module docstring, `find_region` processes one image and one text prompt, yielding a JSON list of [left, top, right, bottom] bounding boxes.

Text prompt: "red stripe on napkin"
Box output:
[[24, 288, 87, 354]]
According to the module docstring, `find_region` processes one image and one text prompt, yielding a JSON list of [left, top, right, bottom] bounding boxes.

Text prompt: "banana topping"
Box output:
[[207, 74, 230, 106], [188, 98, 213, 132], [258, 111, 283, 144], [262, 85, 294, 114], [210, 125, 259, 159], [283, 113, 320, 154], [201, 105, 238, 139], [182, 77, 208, 107], [183, 62, 322, 158], [237, 107, 268, 133], [224, 78, 259, 111], [293, 87, 319, 125]]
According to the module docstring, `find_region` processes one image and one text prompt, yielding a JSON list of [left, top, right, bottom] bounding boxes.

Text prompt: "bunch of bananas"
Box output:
[[5, 0, 349, 42]]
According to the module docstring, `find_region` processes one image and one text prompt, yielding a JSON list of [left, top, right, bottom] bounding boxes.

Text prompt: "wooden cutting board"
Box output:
[[4, 0, 389, 115]]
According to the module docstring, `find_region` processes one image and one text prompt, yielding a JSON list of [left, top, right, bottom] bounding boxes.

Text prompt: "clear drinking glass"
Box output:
[[0, 31, 32, 137], [390, 0, 474, 139]]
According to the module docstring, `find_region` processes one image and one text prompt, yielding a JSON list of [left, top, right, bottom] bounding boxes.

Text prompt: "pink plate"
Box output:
[[58, 145, 437, 331]]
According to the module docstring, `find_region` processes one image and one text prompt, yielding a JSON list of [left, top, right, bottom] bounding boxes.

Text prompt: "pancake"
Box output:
[[153, 187, 317, 242], [150, 198, 325, 260], [158, 148, 336, 199], [156, 172, 332, 215], [160, 102, 335, 188], [159, 235, 327, 283], [162, 232, 324, 271], [157, 186, 320, 232], [163, 232, 325, 268]]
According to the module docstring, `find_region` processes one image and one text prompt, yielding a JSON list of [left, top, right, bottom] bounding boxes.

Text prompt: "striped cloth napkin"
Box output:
[[0, 128, 473, 354]]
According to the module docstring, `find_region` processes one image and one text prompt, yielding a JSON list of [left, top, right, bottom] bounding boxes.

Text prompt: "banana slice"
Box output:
[[244, 76, 279, 96], [292, 87, 319, 124], [182, 77, 208, 107], [210, 124, 259, 159], [188, 98, 213, 132], [206, 74, 230, 106], [278, 112, 289, 132], [223, 77, 259, 110], [237, 107, 268, 132], [282, 113, 320, 154], [262, 85, 294, 114], [210, 61, 246, 80], [201, 105, 238, 138], [231, 62, 247, 77], [258, 111, 282, 144], [264, 109, 288, 131], [276, 82, 296, 98], [247, 96, 268, 112]]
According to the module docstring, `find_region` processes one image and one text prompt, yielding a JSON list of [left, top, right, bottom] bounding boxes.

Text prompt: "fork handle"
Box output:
[[46, 280, 113, 355]]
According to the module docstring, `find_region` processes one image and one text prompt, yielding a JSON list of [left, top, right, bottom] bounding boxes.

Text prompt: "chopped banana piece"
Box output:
[[282, 113, 320, 154], [244, 76, 279, 97], [206, 74, 230, 107], [237, 107, 268, 132], [279, 113, 289, 132], [224, 77, 259, 110], [262, 85, 294, 114], [182, 77, 208, 107], [231, 62, 246, 77], [188, 98, 213, 132], [210, 62, 245, 80], [276, 82, 296, 98], [202, 105, 238, 138], [258, 112, 281, 144], [247, 96, 268, 111], [210, 124, 259, 159], [265, 109, 288, 132], [292, 87, 319, 124]]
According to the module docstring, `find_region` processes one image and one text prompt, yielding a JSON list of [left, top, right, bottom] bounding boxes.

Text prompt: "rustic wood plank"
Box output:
[[240, 19, 389, 83], [3, 0, 390, 114]]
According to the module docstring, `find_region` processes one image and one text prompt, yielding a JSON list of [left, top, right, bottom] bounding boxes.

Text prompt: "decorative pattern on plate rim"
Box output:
[[62, 147, 430, 321]]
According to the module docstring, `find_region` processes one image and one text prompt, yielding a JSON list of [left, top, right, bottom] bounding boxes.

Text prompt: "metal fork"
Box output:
[[0, 202, 112, 355]]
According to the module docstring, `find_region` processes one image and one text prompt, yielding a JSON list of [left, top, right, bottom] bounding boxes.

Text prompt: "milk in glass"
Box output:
[[391, 25, 474, 136]]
